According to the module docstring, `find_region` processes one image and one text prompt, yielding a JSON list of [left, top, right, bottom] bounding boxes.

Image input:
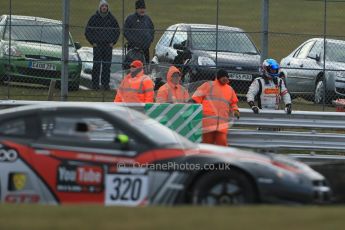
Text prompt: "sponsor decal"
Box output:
[[9, 173, 27, 191], [56, 165, 103, 193], [5, 194, 40, 204], [264, 88, 279, 95], [0, 144, 18, 162]]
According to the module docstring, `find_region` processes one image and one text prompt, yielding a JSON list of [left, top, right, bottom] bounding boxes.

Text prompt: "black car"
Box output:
[[151, 23, 261, 94], [280, 38, 345, 104], [0, 103, 331, 205]]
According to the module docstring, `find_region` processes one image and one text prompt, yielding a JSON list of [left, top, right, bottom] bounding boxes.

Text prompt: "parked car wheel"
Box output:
[[0, 75, 6, 85], [55, 80, 80, 91], [314, 80, 324, 104], [68, 80, 80, 91], [314, 80, 332, 104], [191, 170, 257, 205]]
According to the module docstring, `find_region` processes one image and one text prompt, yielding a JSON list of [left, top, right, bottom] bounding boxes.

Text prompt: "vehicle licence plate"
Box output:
[[228, 73, 253, 81], [30, 62, 57, 71]]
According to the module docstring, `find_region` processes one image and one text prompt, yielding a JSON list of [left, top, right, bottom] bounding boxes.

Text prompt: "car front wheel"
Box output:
[[68, 79, 80, 91], [314, 80, 332, 104], [0, 74, 8, 85], [191, 170, 257, 205]]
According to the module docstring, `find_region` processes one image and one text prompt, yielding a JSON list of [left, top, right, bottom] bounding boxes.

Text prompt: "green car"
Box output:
[[0, 15, 82, 90]]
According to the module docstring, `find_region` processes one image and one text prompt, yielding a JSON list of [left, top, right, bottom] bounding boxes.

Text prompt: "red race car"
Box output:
[[0, 103, 331, 205]]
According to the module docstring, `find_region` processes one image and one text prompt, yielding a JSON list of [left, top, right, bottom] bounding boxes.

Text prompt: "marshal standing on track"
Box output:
[[192, 69, 240, 146]]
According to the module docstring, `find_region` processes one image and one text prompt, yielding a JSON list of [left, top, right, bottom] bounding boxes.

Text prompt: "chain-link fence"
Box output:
[[0, 0, 344, 111]]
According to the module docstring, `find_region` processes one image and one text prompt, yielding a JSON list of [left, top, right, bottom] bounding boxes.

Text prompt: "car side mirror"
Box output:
[[308, 54, 321, 62], [173, 43, 185, 50], [315, 54, 321, 62], [74, 42, 82, 50]]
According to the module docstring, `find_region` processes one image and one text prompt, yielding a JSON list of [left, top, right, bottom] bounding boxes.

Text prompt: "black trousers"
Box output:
[[92, 45, 112, 89], [143, 48, 150, 64]]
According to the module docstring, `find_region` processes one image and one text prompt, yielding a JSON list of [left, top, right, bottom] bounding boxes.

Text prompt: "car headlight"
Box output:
[[69, 53, 80, 62], [3, 45, 22, 57], [198, 56, 215, 66], [335, 71, 345, 79]]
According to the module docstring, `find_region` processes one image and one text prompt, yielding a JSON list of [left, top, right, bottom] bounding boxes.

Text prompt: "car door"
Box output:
[[286, 40, 316, 93], [0, 115, 44, 204], [155, 25, 177, 64], [302, 40, 324, 93], [168, 26, 189, 64], [299, 41, 323, 93], [31, 111, 149, 205]]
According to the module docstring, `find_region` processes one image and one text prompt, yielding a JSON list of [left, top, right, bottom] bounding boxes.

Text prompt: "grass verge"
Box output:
[[0, 205, 344, 230]]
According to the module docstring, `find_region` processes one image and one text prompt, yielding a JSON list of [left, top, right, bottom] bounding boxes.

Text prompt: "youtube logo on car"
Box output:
[[76, 166, 102, 185]]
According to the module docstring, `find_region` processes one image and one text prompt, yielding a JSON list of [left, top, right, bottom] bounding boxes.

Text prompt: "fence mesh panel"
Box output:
[[0, 0, 344, 111]]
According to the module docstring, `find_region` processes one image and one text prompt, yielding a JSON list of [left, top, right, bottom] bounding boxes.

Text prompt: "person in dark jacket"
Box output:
[[124, 0, 154, 64], [85, 0, 120, 90]]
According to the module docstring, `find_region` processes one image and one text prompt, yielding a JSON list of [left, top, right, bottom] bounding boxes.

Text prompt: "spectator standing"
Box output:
[[124, 0, 154, 64], [85, 0, 120, 90]]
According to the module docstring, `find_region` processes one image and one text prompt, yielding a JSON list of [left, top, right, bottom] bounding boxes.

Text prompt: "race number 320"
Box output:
[[105, 174, 148, 206]]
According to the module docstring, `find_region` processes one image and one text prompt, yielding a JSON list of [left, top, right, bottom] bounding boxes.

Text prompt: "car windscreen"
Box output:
[[191, 28, 258, 54], [326, 42, 345, 63], [107, 107, 196, 148], [4, 18, 73, 46]]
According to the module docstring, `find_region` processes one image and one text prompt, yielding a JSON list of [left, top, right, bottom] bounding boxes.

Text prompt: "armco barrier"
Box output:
[[0, 100, 202, 143], [229, 108, 345, 152]]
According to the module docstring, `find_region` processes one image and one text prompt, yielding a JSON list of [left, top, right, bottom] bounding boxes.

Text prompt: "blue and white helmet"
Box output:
[[262, 58, 280, 78]]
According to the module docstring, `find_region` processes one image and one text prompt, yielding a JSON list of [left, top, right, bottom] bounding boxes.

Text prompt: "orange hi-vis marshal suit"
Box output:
[[156, 66, 189, 103], [192, 80, 239, 146], [114, 69, 154, 103]]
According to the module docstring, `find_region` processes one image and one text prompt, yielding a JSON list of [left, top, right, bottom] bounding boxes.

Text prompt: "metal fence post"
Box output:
[[215, 0, 219, 68], [122, 0, 125, 63], [322, 0, 327, 111], [61, 0, 70, 101], [6, 0, 12, 99], [261, 0, 269, 63]]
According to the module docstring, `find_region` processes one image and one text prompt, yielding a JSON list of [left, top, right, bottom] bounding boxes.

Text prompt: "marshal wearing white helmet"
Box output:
[[246, 58, 292, 114]]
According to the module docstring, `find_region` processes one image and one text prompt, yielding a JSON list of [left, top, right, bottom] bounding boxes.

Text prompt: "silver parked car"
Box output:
[[280, 38, 345, 104]]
